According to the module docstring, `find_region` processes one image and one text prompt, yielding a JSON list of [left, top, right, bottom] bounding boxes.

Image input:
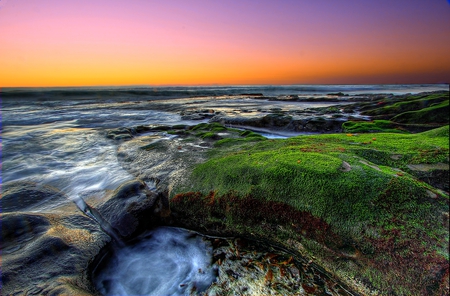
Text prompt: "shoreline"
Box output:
[[1, 89, 448, 295]]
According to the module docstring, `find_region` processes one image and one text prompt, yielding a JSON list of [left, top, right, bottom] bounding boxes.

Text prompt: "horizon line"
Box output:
[[2, 82, 449, 89]]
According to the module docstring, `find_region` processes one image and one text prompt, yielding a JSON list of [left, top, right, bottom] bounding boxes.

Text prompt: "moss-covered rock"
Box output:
[[170, 124, 449, 296], [342, 119, 408, 133], [343, 92, 449, 133], [361, 93, 448, 117], [391, 100, 449, 124]]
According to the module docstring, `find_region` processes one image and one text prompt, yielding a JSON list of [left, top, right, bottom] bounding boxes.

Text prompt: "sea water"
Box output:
[[93, 227, 217, 296]]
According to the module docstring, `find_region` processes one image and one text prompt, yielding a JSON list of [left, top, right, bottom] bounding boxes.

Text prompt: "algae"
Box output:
[[343, 92, 449, 133], [170, 123, 449, 296]]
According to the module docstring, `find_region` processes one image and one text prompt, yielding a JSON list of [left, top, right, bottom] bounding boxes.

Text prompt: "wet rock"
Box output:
[[1, 200, 109, 295], [210, 111, 346, 133], [181, 113, 209, 120], [96, 180, 163, 238], [204, 238, 353, 296], [1, 181, 68, 212], [1, 178, 168, 295], [302, 118, 344, 133], [327, 92, 348, 96], [116, 132, 210, 196], [106, 127, 134, 140], [180, 109, 216, 120]]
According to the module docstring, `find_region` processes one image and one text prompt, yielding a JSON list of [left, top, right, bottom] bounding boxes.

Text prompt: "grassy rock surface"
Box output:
[[342, 91, 449, 133], [167, 124, 449, 296]]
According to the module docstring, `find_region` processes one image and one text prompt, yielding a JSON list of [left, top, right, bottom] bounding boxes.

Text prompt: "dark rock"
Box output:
[[407, 168, 449, 192], [135, 125, 153, 133], [106, 128, 134, 140], [1, 178, 169, 295], [1, 181, 67, 212], [261, 114, 293, 127], [210, 113, 345, 133], [239, 93, 264, 96], [96, 180, 163, 238], [2, 213, 51, 253], [181, 113, 209, 120], [327, 92, 348, 96], [148, 125, 172, 131], [1, 205, 109, 295], [180, 109, 216, 120]]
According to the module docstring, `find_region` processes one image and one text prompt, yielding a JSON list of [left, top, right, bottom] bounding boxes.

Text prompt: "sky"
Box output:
[[1, 0, 449, 87]]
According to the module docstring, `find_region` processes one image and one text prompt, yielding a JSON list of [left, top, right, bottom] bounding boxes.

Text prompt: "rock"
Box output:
[[407, 163, 449, 192], [210, 113, 345, 133], [1, 179, 169, 295], [327, 92, 348, 96], [203, 237, 354, 296], [106, 127, 134, 140], [180, 109, 216, 120], [340, 161, 352, 172], [1, 181, 68, 212], [181, 113, 208, 120], [116, 132, 210, 197], [96, 180, 163, 238], [1, 194, 109, 295], [239, 93, 264, 96]]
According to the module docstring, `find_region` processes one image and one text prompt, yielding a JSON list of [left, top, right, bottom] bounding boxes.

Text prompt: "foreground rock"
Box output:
[[1, 179, 168, 295]]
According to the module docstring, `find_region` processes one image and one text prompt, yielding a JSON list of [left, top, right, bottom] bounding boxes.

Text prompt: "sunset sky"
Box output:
[[1, 0, 449, 87]]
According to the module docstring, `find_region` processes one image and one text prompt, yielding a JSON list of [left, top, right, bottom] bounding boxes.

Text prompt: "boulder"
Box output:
[[1, 179, 168, 295]]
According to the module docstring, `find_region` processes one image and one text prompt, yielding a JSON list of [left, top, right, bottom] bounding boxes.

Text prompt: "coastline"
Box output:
[[1, 89, 449, 295]]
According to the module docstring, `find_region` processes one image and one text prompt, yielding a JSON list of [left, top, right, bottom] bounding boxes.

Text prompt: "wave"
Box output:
[[1, 84, 448, 102]]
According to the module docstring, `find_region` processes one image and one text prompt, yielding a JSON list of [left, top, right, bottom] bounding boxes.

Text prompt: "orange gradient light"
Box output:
[[1, 0, 449, 87]]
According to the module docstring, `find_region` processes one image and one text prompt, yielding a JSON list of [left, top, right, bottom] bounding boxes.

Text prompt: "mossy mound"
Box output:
[[391, 100, 449, 124], [342, 91, 449, 133], [361, 92, 448, 117], [342, 119, 408, 133], [171, 124, 449, 296]]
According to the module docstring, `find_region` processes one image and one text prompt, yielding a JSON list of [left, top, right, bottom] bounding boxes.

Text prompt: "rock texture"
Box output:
[[1, 179, 168, 295]]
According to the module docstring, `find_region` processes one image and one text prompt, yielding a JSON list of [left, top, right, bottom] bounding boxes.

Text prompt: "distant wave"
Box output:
[[1, 84, 448, 101]]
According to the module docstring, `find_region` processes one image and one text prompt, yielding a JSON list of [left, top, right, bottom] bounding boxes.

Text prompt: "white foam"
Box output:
[[94, 227, 217, 296]]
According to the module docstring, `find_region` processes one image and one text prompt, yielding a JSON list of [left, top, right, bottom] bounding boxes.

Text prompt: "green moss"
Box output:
[[190, 122, 209, 131], [140, 141, 164, 150], [421, 125, 449, 137], [191, 122, 227, 131], [172, 125, 449, 295], [178, 126, 448, 223], [391, 100, 449, 124], [239, 130, 267, 139], [167, 130, 186, 135], [342, 120, 408, 133], [362, 94, 448, 116], [211, 126, 227, 132], [346, 93, 449, 133], [195, 131, 214, 139]]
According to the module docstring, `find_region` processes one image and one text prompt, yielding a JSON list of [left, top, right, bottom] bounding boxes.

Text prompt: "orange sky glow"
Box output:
[[1, 0, 449, 87]]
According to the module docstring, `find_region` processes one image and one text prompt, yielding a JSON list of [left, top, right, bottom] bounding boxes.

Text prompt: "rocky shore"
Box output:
[[2, 91, 448, 295]]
